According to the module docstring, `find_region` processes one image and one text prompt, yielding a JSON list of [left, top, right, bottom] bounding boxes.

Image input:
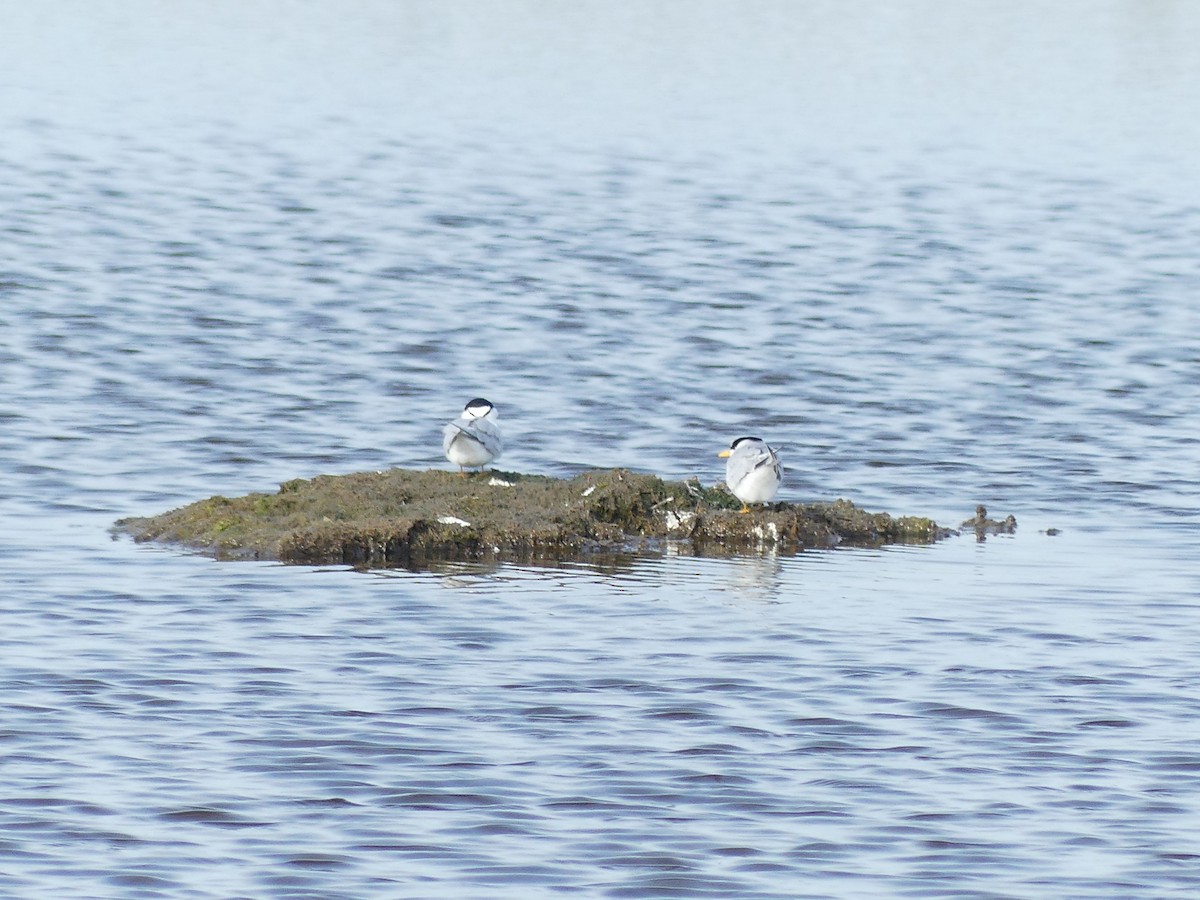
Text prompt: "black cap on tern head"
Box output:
[[462, 398, 494, 419], [730, 436, 762, 449]]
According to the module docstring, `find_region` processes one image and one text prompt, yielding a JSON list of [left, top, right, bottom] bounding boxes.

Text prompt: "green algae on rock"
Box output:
[[114, 468, 948, 566]]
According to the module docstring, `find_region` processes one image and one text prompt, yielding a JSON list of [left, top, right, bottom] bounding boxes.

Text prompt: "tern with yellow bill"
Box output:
[[718, 436, 782, 513]]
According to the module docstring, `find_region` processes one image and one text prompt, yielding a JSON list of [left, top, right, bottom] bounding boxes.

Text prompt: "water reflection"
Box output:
[[693, 551, 783, 602]]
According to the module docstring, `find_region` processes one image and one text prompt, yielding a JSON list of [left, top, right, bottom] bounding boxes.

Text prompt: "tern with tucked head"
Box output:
[[443, 398, 502, 474], [718, 436, 782, 513]]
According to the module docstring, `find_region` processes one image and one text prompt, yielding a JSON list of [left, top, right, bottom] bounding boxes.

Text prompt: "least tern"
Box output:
[[718, 436, 782, 513], [443, 398, 502, 474]]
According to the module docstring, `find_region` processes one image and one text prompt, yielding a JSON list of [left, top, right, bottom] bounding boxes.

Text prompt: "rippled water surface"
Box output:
[[4, 2, 1200, 897]]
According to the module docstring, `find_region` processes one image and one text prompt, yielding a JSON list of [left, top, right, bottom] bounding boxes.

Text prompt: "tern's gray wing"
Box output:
[[444, 416, 502, 458], [469, 417, 502, 458], [729, 443, 780, 488], [442, 419, 464, 455], [766, 446, 782, 481]]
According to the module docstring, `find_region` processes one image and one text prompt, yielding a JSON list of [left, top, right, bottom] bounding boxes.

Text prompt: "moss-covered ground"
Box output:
[[115, 468, 950, 567]]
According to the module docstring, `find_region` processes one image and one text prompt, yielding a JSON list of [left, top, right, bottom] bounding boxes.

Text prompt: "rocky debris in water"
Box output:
[[114, 468, 950, 567], [961, 504, 1018, 541]]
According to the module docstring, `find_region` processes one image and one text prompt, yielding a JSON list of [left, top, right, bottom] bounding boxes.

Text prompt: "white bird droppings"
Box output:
[[751, 522, 780, 542], [664, 511, 695, 531]]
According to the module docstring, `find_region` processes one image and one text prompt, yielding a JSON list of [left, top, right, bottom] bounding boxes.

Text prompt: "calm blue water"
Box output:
[[3, 2, 1200, 897]]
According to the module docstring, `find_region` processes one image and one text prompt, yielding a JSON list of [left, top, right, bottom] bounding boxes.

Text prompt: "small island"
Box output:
[[115, 468, 950, 567]]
